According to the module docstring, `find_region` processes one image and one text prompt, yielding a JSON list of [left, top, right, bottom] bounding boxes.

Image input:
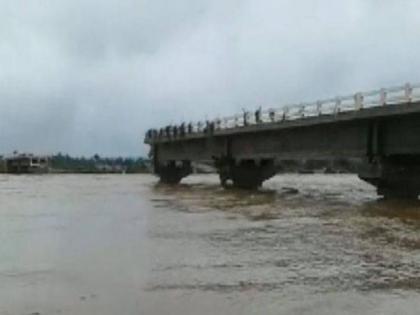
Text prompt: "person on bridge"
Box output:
[[243, 110, 249, 126], [255, 107, 262, 123]]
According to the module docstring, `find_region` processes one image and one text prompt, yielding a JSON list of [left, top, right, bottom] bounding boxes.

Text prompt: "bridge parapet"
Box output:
[[145, 82, 420, 144]]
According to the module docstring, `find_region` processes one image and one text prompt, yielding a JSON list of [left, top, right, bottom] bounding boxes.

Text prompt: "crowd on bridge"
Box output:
[[145, 107, 274, 142]]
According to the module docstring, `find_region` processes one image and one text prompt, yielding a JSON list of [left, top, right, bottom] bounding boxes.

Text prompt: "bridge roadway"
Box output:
[[145, 83, 420, 198]]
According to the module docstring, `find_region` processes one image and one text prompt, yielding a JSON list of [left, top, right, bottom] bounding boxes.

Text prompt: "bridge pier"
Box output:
[[216, 158, 276, 189], [359, 156, 420, 199], [156, 160, 192, 184]]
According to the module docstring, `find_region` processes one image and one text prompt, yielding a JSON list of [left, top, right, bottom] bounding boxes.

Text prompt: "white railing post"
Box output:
[[379, 88, 387, 106], [404, 83, 413, 102], [354, 92, 363, 110], [234, 116, 239, 127]]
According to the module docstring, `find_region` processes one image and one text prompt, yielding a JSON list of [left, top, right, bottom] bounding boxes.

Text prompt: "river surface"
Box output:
[[1, 174, 420, 315]]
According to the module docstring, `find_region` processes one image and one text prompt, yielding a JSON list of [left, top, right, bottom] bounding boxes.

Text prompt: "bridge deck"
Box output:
[[145, 83, 420, 198], [147, 101, 420, 144]]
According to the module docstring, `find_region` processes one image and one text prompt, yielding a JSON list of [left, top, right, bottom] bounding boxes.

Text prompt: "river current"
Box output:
[[1, 174, 420, 314]]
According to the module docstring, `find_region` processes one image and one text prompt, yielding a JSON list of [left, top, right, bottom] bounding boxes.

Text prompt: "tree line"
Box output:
[[50, 153, 150, 173], [0, 154, 150, 174]]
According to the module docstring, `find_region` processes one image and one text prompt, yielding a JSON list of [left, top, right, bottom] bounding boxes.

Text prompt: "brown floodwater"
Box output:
[[1, 174, 420, 314]]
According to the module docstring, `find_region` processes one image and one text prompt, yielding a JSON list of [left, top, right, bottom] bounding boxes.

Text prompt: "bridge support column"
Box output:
[[359, 156, 420, 199], [216, 158, 276, 189], [156, 160, 192, 184]]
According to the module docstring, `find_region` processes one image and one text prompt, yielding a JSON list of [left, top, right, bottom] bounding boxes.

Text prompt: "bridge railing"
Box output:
[[145, 82, 420, 142]]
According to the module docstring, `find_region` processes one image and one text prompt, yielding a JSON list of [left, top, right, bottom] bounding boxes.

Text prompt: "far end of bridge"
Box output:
[[145, 83, 420, 199]]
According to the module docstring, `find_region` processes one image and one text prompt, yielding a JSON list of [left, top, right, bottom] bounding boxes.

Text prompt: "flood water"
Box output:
[[1, 174, 420, 315]]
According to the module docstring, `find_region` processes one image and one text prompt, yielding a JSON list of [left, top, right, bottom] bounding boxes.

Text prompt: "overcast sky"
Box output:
[[1, 1, 420, 156]]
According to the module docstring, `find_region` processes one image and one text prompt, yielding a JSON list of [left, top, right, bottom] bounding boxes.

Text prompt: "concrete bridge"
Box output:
[[145, 83, 420, 198]]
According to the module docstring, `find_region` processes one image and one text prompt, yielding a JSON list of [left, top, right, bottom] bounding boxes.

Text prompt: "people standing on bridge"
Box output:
[[180, 123, 185, 136], [150, 129, 158, 139], [269, 109, 275, 122], [243, 110, 249, 126], [255, 107, 262, 123], [204, 121, 214, 134], [165, 125, 171, 138], [209, 121, 215, 134], [215, 118, 221, 130]]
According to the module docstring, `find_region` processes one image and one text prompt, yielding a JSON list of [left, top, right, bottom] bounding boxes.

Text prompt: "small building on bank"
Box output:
[[5, 153, 50, 174]]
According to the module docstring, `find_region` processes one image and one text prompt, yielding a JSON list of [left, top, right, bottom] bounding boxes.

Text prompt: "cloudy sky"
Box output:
[[1, 1, 420, 156]]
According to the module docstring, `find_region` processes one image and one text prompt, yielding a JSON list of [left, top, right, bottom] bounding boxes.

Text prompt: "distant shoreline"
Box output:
[[0, 154, 151, 174]]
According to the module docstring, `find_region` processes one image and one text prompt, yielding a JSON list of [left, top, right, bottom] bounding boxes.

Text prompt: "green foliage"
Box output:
[[50, 153, 150, 173]]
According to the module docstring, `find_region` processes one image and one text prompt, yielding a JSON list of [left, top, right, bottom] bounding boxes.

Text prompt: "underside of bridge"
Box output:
[[215, 158, 276, 189], [148, 102, 420, 199], [359, 155, 420, 199], [155, 160, 193, 184]]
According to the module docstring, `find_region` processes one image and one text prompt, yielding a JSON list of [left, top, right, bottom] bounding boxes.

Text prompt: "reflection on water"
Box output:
[[1, 174, 420, 314]]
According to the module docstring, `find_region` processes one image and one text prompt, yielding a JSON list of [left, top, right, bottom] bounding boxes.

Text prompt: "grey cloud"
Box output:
[[1, 0, 420, 156]]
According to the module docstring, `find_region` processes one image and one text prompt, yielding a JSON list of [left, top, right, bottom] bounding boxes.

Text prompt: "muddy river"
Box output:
[[1, 174, 420, 314]]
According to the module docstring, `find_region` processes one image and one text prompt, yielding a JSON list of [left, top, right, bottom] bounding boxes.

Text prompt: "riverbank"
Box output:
[[0, 155, 151, 174]]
